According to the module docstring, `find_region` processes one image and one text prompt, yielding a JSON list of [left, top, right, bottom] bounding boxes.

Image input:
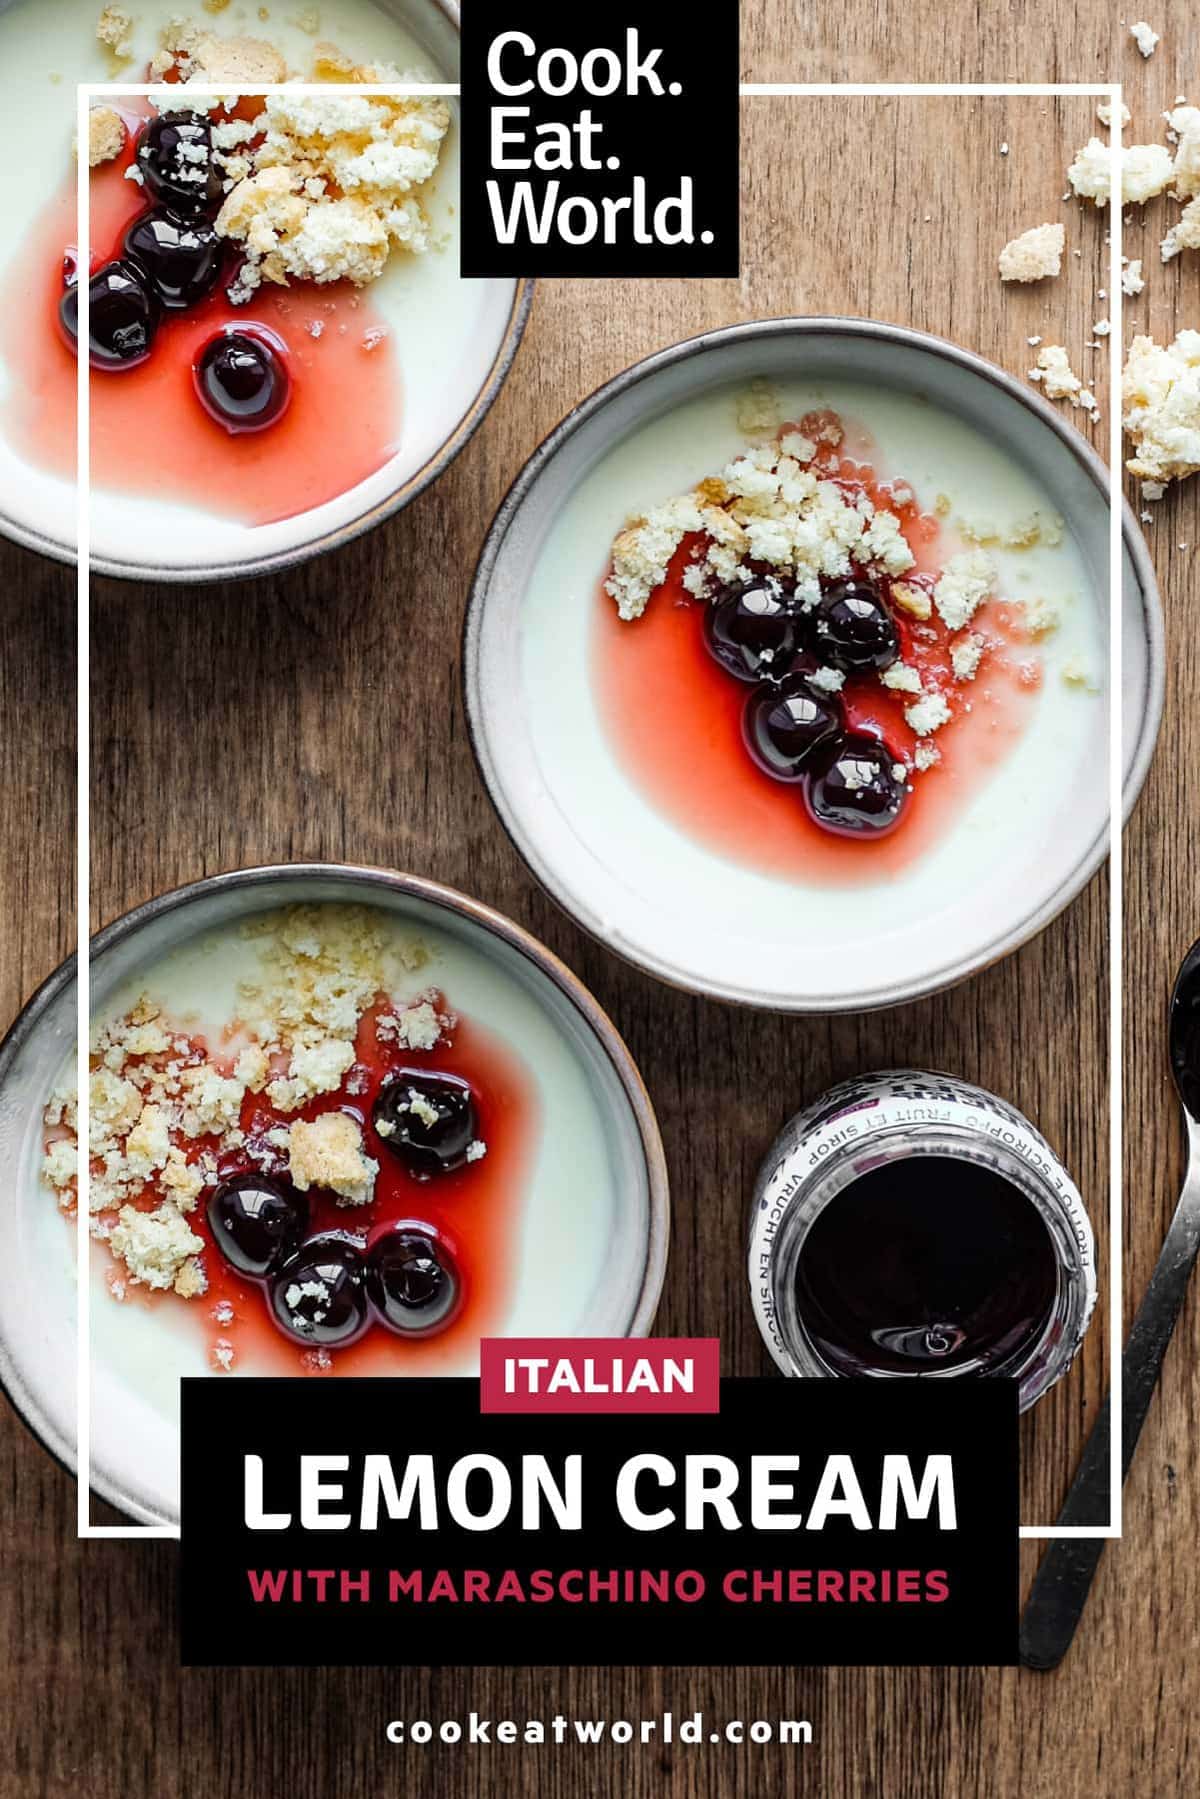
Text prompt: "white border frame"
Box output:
[[75, 79, 1123, 1543]]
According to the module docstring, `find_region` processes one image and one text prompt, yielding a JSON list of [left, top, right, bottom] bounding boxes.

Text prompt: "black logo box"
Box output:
[[180, 1378, 1018, 1666], [459, 4, 741, 279]]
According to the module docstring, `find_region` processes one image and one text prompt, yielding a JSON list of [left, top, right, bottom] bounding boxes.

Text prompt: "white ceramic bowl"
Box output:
[[465, 317, 1164, 1012], [0, 0, 531, 581], [0, 864, 669, 1526]]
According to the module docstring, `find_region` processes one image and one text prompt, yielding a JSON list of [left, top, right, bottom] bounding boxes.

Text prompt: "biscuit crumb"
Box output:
[[1023, 597, 1063, 639], [735, 380, 781, 437], [1029, 344, 1083, 404], [1062, 656, 1101, 692], [890, 581, 933, 621], [109, 1202, 206, 1294], [287, 1111, 378, 1206], [214, 91, 451, 298], [1068, 138, 1173, 207], [904, 693, 952, 737], [151, 17, 288, 84], [79, 105, 126, 168], [605, 433, 915, 622], [950, 632, 986, 682], [880, 662, 923, 695], [1121, 330, 1200, 492], [998, 222, 1065, 282], [934, 550, 996, 631], [96, 4, 134, 60]]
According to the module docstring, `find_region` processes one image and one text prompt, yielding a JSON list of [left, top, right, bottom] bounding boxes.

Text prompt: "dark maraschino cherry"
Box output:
[[744, 673, 843, 780], [373, 1070, 478, 1179], [806, 734, 909, 836], [124, 209, 224, 310], [367, 1226, 461, 1336], [59, 258, 160, 368], [705, 582, 804, 683], [195, 330, 292, 433], [812, 577, 900, 674], [269, 1235, 370, 1348], [54, 116, 306, 431], [135, 112, 225, 215], [208, 1173, 308, 1280]]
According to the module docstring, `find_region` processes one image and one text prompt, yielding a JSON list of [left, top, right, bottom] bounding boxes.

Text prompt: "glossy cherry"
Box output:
[[373, 1070, 479, 1179], [195, 330, 291, 433], [812, 578, 900, 674], [705, 582, 804, 683], [125, 208, 224, 310], [367, 1226, 461, 1336], [135, 112, 225, 216], [59, 259, 160, 369], [806, 735, 909, 836], [269, 1235, 370, 1348], [208, 1173, 308, 1280], [744, 673, 843, 780]]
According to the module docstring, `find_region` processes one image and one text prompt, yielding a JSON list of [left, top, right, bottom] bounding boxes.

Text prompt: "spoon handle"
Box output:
[[1020, 1160, 1200, 1670]]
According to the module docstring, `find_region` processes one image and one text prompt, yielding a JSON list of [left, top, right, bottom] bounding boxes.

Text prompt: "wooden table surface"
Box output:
[[2, 3, 1198, 1793]]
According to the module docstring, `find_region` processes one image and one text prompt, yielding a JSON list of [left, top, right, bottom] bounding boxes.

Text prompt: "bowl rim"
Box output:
[[0, 0, 536, 585], [0, 860, 671, 1525], [463, 312, 1166, 1014]]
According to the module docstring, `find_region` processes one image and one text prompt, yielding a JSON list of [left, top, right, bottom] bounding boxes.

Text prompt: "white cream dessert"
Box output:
[[516, 375, 1106, 990]]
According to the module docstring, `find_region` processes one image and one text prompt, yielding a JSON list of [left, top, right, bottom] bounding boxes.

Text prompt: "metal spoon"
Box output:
[[1020, 938, 1200, 1670]]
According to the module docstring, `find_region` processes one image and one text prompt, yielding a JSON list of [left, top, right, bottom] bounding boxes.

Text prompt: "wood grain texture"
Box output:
[[1, 2, 1198, 1793]]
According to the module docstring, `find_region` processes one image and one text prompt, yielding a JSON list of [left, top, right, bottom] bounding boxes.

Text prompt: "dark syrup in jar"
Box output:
[[793, 1156, 1059, 1377]]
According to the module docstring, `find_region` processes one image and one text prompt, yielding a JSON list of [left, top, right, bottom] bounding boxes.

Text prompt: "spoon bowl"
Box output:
[[1169, 938, 1200, 1122]]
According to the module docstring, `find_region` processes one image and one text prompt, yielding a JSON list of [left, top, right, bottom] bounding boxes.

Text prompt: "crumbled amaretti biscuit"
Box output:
[[904, 693, 952, 737], [96, 4, 134, 60], [1028, 344, 1083, 405], [376, 998, 447, 1052], [956, 511, 1064, 550], [80, 104, 125, 167], [287, 1112, 378, 1207], [1171, 106, 1200, 197], [40, 906, 432, 1297], [735, 379, 783, 437], [998, 223, 1065, 283], [933, 550, 997, 631], [1022, 596, 1064, 639], [215, 91, 451, 299], [950, 632, 986, 682], [1067, 138, 1174, 207], [604, 417, 915, 624], [1162, 204, 1200, 261], [1161, 108, 1200, 261], [1121, 331, 1200, 494], [1129, 20, 1159, 58], [128, 15, 450, 301], [109, 1202, 206, 1296], [149, 15, 288, 84]]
